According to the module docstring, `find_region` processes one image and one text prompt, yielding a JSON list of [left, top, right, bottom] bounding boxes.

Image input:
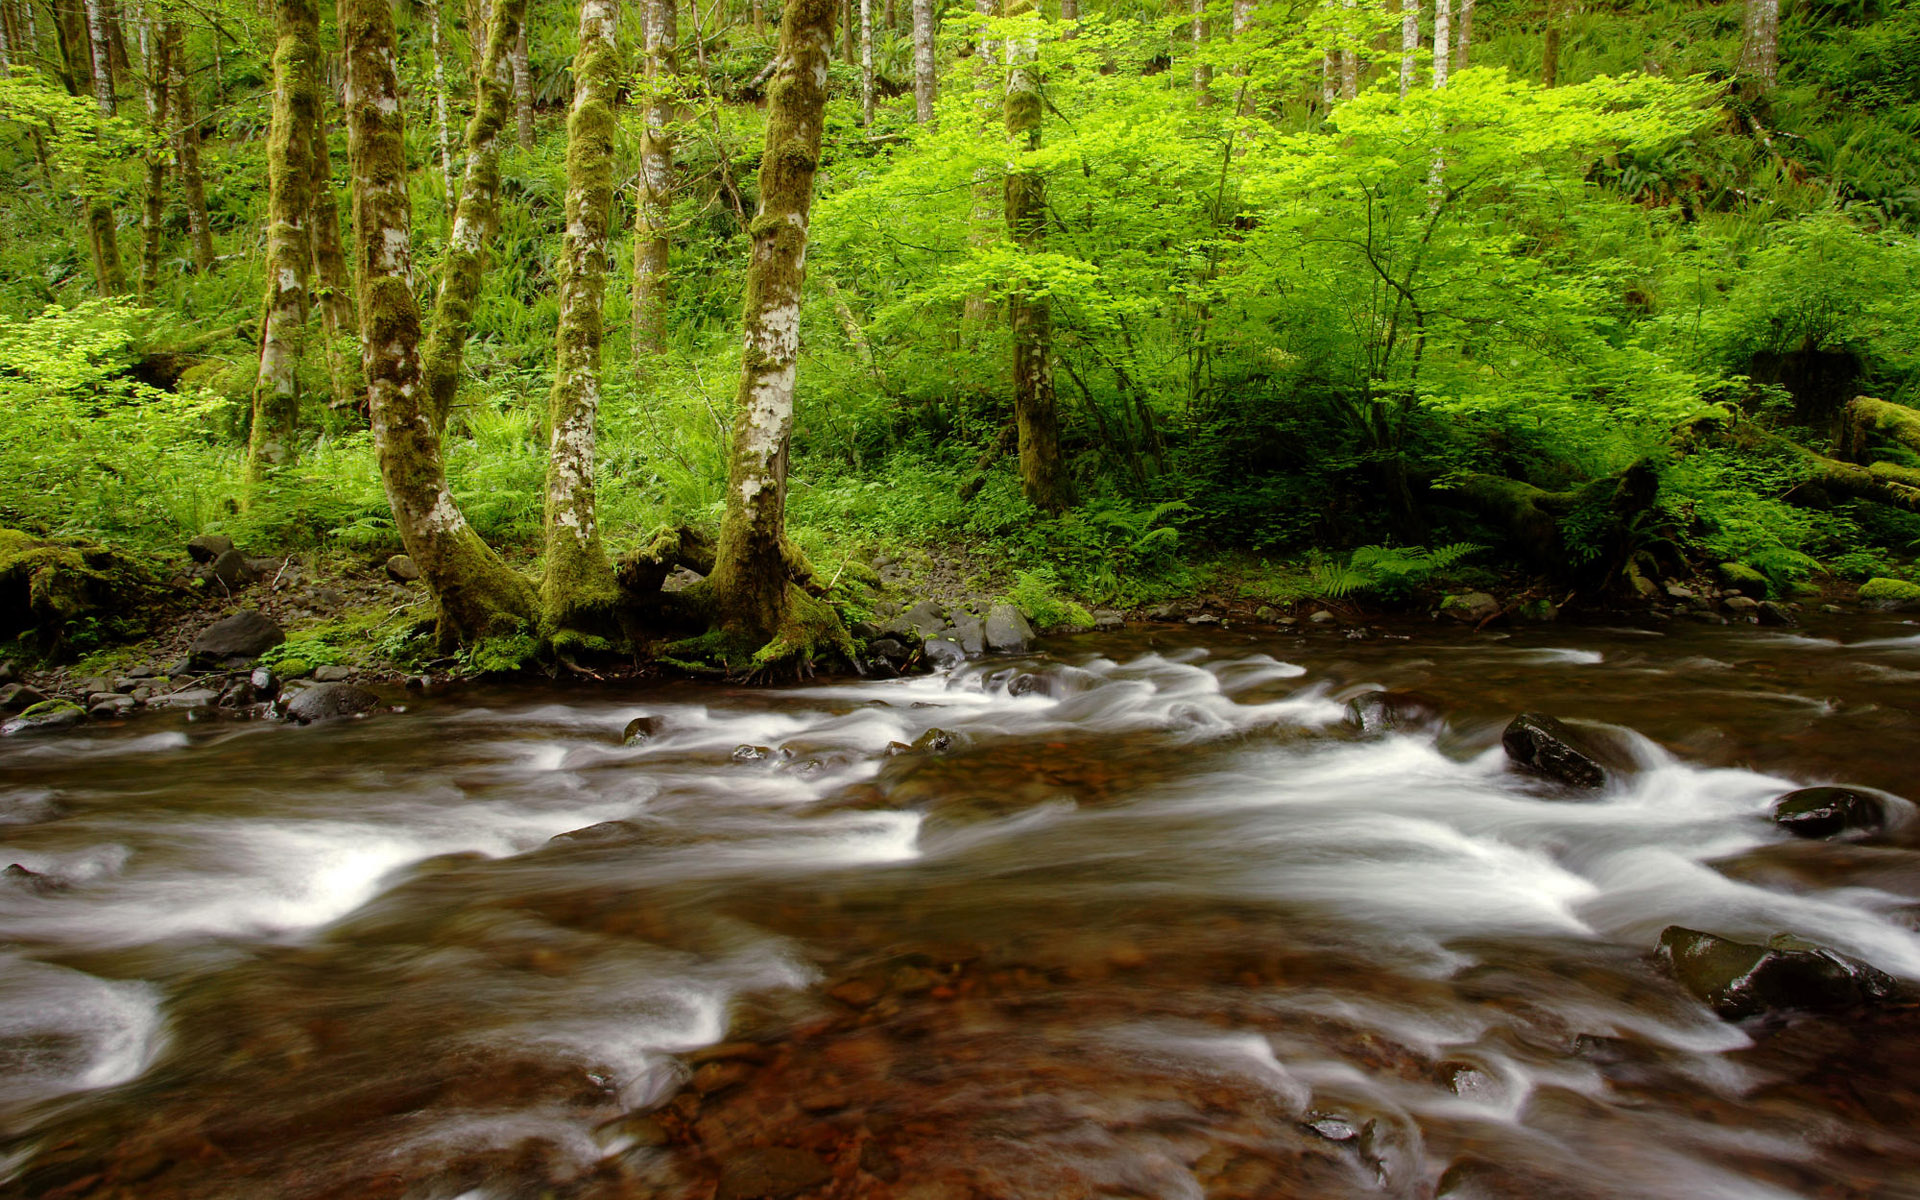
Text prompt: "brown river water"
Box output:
[[3, 617, 1920, 1199]]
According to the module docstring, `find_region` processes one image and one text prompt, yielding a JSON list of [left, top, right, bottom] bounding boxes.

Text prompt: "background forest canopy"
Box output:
[[1, 0, 1920, 647]]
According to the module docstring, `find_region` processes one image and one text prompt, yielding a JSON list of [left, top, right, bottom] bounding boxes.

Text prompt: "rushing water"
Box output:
[[3, 618, 1920, 1199]]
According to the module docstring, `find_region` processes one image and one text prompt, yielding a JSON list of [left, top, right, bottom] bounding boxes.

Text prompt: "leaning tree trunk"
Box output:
[[421, 0, 529, 431], [632, 0, 676, 367], [246, 0, 320, 479], [707, 0, 848, 659], [912, 0, 932, 121], [540, 0, 623, 642], [165, 21, 215, 271], [343, 0, 537, 647], [1004, 1, 1064, 513], [136, 11, 167, 303], [310, 115, 359, 409], [1738, 0, 1777, 92], [82, 0, 125, 295]]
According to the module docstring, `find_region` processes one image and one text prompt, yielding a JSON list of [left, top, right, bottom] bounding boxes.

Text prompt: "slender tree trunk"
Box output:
[[248, 0, 320, 477], [513, 17, 533, 147], [136, 10, 167, 302], [859, 0, 872, 124], [1322, 49, 1336, 107], [343, 0, 536, 646], [1738, 0, 1777, 91], [1340, 0, 1357, 98], [1191, 0, 1210, 106], [2, 1, 54, 183], [164, 22, 213, 270], [633, 0, 675, 366], [1455, 0, 1470, 68], [1541, 13, 1559, 88], [1005, 0, 1063, 512], [1399, 0, 1416, 95], [708, 0, 840, 647], [466, 0, 491, 81], [310, 115, 358, 408], [431, 0, 457, 213], [1062, 0, 1077, 31], [82, 0, 125, 295], [963, 0, 997, 330], [541, 0, 622, 638], [752, 0, 763, 35], [1232, 0, 1253, 113], [840, 0, 852, 60], [1432, 0, 1449, 86], [911, 0, 933, 120], [422, 0, 528, 430]]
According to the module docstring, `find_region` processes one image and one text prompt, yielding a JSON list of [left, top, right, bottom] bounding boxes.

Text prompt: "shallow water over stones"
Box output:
[[3, 617, 1920, 1198]]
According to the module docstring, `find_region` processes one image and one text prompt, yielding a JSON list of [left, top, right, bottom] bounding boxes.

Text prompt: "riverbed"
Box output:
[[3, 617, 1919, 1198]]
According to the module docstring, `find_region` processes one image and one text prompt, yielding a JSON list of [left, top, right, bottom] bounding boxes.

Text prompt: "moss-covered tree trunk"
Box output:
[[707, 0, 845, 654], [309, 116, 359, 410], [539, 0, 623, 643], [135, 11, 167, 303], [343, 0, 537, 647], [421, 0, 529, 432], [632, 0, 676, 366], [1005, 2, 1064, 513], [165, 21, 215, 272], [911, 0, 932, 120], [466, 0, 492, 80], [82, 0, 125, 296], [246, 0, 320, 479]]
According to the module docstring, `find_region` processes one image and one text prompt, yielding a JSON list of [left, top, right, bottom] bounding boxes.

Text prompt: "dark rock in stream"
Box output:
[[623, 715, 661, 745], [911, 728, 961, 755], [731, 744, 774, 763], [0, 682, 47, 712], [1, 699, 85, 735], [1772, 786, 1889, 839], [1346, 690, 1445, 735], [189, 609, 285, 663], [984, 603, 1035, 653], [3, 862, 64, 894], [1657, 926, 1899, 1020], [250, 667, 280, 700], [282, 682, 382, 723], [923, 638, 965, 669], [950, 612, 987, 656], [1757, 600, 1798, 627], [1501, 712, 1633, 790]]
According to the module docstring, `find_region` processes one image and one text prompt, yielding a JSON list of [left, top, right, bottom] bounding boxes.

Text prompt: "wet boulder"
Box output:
[[950, 612, 987, 657], [1440, 592, 1499, 623], [867, 636, 909, 664], [189, 609, 285, 664], [283, 682, 382, 723], [1657, 926, 1898, 1020], [3, 863, 63, 894], [0, 683, 47, 712], [1, 699, 85, 736], [1345, 690, 1445, 736], [911, 727, 961, 754], [905, 599, 948, 639], [923, 637, 965, 669], [984, 603, 1035, 653], [1858, 577, 1920, 612], [1501, 712, 1632, 790], [623, 715, 662, 745], [1771, 786, 1889, 839]]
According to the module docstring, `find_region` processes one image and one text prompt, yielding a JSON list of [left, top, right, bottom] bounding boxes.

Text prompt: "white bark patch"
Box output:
[[750, 298, 802, 363], [423, 488, 469, 534]]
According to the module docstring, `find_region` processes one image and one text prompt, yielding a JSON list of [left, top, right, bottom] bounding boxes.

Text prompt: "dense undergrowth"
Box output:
[[2, 0, 1919, 639]]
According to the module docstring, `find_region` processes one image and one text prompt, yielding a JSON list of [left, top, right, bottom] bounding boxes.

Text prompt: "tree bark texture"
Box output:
[[964, 0, 997, 330], [247, 0, 320, 477], [466, 0, 492, 82], [310, 116, 359, 409], [165, 21, 215, 271], [1004, 3, 1063, 513], [422, 0, 529, 431], [911, 0, 933, 120], [633, 0, 676, 365], [82, 0, 125, 295], [1738, 0, 1777, 90], [709, 0, 837, 642], [513, 18, 533, 147], [1399, 0, 1416, 96], [1192, 0, 1211, 106], [136, 12, 167, 303], [541, 0, 623, 637], [430, 0, 457, 213], [342, 0, 537, 646], [1433, 0, 1449, 86], [1456, 0, 1471, 68], [1339, 0, 1357, 99], [859, 0, 873, 124]]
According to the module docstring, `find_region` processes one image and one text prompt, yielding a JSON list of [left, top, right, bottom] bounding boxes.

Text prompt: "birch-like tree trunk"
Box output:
[[1005, 0, 1063, 512], [513, 18, 533, 147], [1399, 0, 1416, 95], [82, 0, 125, 295], [136, 10, 167, 303], [1455, 0, 1470, 68], [541, 0, 623, 638], [430, 0, 456, 213], [246, 0, 320, 477], [1191, 0, 1210, 106], [707, 0, 840, 647], [1339, 0, 1357, 99], [963, 0, 997, 330], [421, 0, 528, 430], [1738, 0, 1777, 91], [632, 0, 675, 365], [165, 21, 214, 271], [1432, 0, 1449, 86], [343, 0, 536, 646], [1232, 0, 1254, 113], [911, 0, 933, 120], [309, 116, 359, 408], [859, 0, 872, 125]]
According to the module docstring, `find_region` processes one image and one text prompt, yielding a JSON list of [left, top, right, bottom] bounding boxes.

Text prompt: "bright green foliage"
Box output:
[[1308, 544, 1480, 601]]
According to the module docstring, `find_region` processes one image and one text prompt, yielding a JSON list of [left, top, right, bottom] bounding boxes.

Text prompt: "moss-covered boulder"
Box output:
[[1859, 577, 1920, 612], [0, 698, 85, 736], [1716, 562, 1771, 598], [0, 529, 159, 657]]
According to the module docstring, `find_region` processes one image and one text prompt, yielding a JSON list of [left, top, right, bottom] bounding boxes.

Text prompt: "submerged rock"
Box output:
[[984, 603, 1035, 653], [1657, 926, 1898, 1020], [1771, 786, 1889, 839], [911, 728, 961, 755], [1501, 712, 1633, 790], [3, 862, 63, 894], [623, 715, 661, 745], [283, 682, 381, 723], [189, 609, 285, 663], [1345, 690, 1444, 736]]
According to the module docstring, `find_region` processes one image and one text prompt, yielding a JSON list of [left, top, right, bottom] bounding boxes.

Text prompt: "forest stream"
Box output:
[[3, 619, 1920, 1199]]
